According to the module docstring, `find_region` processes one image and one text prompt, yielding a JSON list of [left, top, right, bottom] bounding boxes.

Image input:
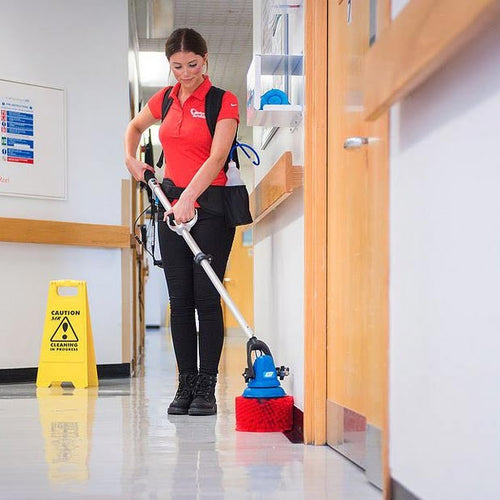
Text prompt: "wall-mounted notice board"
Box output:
[[0, 79, 66, 199]]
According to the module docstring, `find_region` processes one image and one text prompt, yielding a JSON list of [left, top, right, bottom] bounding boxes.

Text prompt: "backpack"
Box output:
[[155, 85, 239, 172]]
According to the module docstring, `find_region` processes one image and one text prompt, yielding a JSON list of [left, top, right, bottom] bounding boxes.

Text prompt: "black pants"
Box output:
[[158, 209, 235, 375]]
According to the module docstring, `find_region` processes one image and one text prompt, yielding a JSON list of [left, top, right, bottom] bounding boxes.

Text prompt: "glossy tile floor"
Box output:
[[0, 329, 381, 499]]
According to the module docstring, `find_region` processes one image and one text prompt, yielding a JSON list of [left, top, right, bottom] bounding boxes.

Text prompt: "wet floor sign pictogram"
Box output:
[[36, 280, 98, 388], [50, 317, 79, 342]]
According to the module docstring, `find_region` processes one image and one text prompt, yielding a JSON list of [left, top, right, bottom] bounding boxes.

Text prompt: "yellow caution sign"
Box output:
[[36, 280, 98, 388]]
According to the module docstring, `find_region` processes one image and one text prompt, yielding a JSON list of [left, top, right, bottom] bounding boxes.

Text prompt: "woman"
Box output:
[[124, 28, 239, 416]]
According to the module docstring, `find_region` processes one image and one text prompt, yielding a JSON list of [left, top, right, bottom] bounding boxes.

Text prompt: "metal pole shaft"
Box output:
[[148, 178, 256, 340], [198, 257, 255, 339]]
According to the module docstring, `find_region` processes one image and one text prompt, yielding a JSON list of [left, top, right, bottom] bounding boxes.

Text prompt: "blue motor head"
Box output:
[[242, 338, 287, 398]]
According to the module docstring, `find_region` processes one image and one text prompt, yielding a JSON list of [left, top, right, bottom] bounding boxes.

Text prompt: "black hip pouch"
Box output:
[[158, 178, 252, 227]]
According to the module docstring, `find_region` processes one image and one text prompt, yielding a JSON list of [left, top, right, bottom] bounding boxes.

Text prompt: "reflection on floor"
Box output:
[[0, 328, 381, 499]]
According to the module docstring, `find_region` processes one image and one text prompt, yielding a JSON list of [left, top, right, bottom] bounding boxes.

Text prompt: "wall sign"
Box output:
[[0, 79, 66, 199]]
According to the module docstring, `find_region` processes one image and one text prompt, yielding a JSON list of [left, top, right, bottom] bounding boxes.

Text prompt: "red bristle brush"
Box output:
[[235, 395, 294, 432]]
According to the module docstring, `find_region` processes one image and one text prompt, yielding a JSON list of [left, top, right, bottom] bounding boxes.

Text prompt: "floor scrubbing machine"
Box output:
[[144, 170, 293, 432]]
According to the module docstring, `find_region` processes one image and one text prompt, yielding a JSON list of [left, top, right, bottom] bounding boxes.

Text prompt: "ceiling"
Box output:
[[130, 0, 254, 141]]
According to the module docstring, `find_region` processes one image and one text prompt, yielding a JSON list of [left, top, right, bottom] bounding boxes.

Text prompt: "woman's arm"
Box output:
[[169, 117, 238, 223], [124, 105, 158, 182]]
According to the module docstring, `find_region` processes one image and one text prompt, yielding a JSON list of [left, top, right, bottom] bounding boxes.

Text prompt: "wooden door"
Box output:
[[327, 0, 389, 490], [222, 226, 254, 330]]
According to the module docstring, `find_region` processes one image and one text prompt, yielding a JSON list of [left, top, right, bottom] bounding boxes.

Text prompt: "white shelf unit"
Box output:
[[246, 54, 303, 128]]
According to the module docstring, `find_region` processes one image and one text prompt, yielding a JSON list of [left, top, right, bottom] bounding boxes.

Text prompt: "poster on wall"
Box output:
[[0, 79, 66, 199]]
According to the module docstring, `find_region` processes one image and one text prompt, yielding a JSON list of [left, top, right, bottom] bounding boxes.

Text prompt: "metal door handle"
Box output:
[[344, 136, 381, 150], [343, 136, 370, 149]]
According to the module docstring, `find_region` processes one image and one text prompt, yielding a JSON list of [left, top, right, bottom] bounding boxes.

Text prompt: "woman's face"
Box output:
[[169, 51, 206, 92]]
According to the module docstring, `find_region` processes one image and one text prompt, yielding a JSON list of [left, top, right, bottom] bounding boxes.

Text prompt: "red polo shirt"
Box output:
[[148, 76, 239, 187]]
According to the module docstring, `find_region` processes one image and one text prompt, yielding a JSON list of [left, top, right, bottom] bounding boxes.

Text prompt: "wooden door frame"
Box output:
[[303, 0, 328, 445]]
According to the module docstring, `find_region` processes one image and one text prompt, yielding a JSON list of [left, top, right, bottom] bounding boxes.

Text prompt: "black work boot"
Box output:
[[167, 373, 198, 415], [188, 373, 217, 416]]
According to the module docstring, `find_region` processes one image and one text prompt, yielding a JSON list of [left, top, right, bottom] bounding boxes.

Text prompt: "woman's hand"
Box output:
[[125, 156, 154, 182], [165, 191, 196, 224]]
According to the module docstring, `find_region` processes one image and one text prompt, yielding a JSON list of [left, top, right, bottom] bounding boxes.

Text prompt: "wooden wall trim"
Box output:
[[121, 179, 133, 366], [364, 0, 500, 121], [0, 217, 131, 248], [303, 0, 328, 445], [249, 151, 303, 224]]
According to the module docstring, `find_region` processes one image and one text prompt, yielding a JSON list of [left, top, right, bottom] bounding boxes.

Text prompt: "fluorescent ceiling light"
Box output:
[[139, 51, 169, 87]]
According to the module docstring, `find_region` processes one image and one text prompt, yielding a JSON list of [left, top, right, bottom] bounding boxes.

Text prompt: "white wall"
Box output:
[[0, 0, 130, 368], [251, 0, 305, 409], [391, 0, 409, 18], [389, 15, 500, 500]]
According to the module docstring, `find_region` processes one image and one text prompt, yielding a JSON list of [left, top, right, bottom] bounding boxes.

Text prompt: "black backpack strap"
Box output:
[[205, 86, 224, 136], [156, 87, 173, 169], [161, 86, 174, 120], [205, 86, 239, 172]]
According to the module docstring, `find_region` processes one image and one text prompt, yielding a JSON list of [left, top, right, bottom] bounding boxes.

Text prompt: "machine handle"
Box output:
[[143, 169, 155, 183], [166, 211, 198, 234], [244, 337, 273, 381]]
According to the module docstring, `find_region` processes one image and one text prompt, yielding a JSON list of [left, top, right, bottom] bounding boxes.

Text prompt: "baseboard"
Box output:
[[0, 363, 131, 384], [97, 363, 131, 378], [391, 478, 421, 500], [283, 404, 304, 443], [0, 367, 38, 384]]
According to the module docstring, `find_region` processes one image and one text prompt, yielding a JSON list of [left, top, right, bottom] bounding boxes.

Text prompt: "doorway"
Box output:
[[304, 0, 390, 491]]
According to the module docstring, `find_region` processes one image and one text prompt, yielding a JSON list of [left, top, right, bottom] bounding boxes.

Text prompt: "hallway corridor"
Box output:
[[0, 329, 381, 499]]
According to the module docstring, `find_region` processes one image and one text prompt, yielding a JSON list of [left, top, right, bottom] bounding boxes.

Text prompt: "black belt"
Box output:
[[159, 178, 225, 217]]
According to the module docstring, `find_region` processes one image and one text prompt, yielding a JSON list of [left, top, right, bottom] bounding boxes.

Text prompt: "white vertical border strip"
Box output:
[[0, 78, 67, 200]]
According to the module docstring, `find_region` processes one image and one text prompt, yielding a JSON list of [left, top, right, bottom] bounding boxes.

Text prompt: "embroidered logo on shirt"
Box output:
[[190, 108, 206, 119]]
